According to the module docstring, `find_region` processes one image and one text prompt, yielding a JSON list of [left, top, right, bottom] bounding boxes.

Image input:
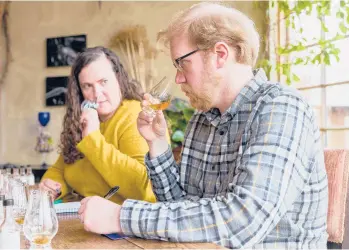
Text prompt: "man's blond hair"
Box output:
[[159, 2, 260, 67]]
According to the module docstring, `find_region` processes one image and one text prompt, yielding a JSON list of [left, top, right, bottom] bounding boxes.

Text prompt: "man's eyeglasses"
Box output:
[[173, 49, 200, 72]]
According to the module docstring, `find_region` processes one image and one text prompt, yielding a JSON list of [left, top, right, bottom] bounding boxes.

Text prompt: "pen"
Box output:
[[103, 186, 120, 200]]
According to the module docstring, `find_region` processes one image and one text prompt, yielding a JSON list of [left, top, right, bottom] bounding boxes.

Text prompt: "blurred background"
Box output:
[[0, 1, 348, 167]]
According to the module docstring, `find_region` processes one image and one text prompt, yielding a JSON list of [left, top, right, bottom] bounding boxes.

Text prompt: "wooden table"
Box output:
[[21, 216, 225, 249]]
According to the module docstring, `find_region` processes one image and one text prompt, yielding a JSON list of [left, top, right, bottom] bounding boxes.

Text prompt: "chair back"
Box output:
[[324, 149, 349, 249]]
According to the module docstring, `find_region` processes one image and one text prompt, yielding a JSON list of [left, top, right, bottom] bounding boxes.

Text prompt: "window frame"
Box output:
[[271, 2, 349, 148]]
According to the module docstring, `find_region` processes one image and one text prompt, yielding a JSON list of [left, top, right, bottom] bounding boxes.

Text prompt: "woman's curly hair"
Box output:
[[59, 46, 143, 164]]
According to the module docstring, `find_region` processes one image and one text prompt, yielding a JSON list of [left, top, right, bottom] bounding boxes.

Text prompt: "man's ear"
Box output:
[[214, 42, 230, 68]]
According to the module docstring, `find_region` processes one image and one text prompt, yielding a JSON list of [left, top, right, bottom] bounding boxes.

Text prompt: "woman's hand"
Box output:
[[39, 178, 62, 200], [80, 108, 100, 138]]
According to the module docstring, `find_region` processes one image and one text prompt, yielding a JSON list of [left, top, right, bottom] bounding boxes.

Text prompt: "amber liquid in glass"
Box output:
[[33, 235, 50, 245], [149, 100, 171, 111], [15, 216, 25, 225]]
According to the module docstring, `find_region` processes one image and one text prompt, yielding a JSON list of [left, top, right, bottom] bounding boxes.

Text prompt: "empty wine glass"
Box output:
[[143, 76, 173, 116], [11, 180, 27, 228], [23, 189, 58, 250]]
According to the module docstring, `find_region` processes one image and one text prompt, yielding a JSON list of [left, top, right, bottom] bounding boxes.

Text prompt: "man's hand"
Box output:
[[80, 108, 100, 138], [137, 94, 169, 158], [78, 196, 122, 234]]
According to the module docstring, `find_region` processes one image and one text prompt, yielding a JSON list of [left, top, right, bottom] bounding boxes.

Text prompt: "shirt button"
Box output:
[[219, 131, 225, 136]]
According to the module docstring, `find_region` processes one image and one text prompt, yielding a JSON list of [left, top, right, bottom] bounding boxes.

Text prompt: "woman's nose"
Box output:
[[93, 86, 103, 101]]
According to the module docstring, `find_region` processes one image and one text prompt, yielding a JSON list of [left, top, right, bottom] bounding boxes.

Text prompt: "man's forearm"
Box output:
[[120, 192, 283, 248], [145, 145, 186, 201]]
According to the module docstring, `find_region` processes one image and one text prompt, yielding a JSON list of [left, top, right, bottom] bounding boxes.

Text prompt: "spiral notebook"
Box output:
[[54, 201, 80, 214]]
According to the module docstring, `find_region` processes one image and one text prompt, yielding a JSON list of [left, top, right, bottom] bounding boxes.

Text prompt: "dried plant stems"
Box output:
[[109, 25, 158, 92]]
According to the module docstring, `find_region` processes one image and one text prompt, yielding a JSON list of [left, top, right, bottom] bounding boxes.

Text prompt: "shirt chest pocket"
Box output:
[[201, 143, 240, 197], [184, 134, 242, 198], [185, 147, 231, 198]]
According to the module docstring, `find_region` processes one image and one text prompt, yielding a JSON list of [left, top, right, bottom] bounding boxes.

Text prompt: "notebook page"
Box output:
[[54, 201, 81, 214]]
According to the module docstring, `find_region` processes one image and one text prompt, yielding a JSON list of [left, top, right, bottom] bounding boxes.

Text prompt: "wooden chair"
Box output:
[[324, 149, 349, 249]]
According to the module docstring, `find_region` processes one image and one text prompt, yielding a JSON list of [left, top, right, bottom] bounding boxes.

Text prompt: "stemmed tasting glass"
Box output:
[[23, 188, 58, 250], [11, 180, 27, 228], [142, 76, 173, 116]]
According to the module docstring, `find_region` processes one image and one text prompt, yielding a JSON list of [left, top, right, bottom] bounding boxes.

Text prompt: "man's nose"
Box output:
[[175, 70, 186, 85]]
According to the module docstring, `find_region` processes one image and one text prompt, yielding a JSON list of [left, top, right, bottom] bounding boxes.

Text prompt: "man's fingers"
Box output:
[[78, 203, 85, 215], [80, 196, 92, 206], [84, 220, 92, 231], [155, 110, 165, 120], [154, 111, 167, 127], [141, 99, 151, 107], [79, 197, 92, 215], [143, 93, 152, 101], [79, 212, 85, 224], [138, 112, 154, 123]]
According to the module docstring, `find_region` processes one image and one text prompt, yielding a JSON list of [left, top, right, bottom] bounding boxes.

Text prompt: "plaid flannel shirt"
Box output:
[[120, 69, 328, 249]]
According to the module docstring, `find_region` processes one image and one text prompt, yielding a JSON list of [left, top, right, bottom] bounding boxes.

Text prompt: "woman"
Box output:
[[40, 46, 156, 205]]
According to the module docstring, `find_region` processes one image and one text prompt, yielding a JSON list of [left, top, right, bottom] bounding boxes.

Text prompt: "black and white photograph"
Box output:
[[46, 34, 86, 67], [45, 76, 69, 106]]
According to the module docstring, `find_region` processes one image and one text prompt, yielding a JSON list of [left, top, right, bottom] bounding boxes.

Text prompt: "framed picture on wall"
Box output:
[[45, 76, 69, 106], [46, 34, 86, 67]]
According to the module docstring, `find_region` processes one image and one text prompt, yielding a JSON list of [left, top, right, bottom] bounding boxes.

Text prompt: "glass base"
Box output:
[[29, 243, 52, 250]]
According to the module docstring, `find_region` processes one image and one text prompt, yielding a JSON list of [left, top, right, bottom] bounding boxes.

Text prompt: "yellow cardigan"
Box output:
[[42, 100, 156, 205]]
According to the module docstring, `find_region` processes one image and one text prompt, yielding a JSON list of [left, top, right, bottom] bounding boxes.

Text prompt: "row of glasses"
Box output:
[[1, 180, 58, 249]]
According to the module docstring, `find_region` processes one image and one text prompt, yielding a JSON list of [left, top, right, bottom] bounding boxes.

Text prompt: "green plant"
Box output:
[[164, 98, 195, 149], [256, 0, 349, 85]]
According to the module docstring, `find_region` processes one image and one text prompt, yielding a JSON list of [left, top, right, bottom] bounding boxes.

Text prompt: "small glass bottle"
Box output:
[[12, 167, 20, 180], [0, 171, 4, 194], [0, 195, 5, 228], [26, 167, 35, 185], [3, 169, 11, 199], [19, 167, 28, 185], [5, 167, 12, 177], [0, 199, 20, 249]]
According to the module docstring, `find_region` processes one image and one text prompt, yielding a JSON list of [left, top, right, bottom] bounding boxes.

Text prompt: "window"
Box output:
[[281, 2, 349, 149]]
